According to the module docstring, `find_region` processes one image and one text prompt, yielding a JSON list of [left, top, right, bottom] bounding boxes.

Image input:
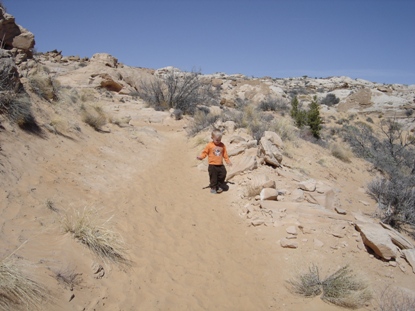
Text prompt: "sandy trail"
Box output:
[[100, 124, 282, 310]]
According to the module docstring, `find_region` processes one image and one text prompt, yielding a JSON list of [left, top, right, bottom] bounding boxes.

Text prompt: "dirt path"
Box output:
[[96, 125, 283, 310]]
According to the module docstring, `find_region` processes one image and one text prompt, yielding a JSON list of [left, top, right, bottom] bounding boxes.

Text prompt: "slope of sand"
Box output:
[[1, 99, 414, 310]]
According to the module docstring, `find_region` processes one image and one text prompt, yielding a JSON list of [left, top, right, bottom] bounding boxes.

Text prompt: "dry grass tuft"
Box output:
[[287, 264, 322, 297], [287, 265, 372, 309], [81, 104, 107, 131], [330, 142, 352, 163], [321, 265, 372, 309], [53, 266, 82, 291], [0, 257, 48, 310], [61, 207, 130, 266]]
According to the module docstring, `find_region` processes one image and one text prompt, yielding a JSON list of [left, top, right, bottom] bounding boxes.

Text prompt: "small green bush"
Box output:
[[321, 93, 340, 106]]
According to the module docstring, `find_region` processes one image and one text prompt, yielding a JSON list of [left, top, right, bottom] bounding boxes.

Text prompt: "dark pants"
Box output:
[[208, 165, 227, 189]]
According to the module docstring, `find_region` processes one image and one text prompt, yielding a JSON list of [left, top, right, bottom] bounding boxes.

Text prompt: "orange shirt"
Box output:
[[199, 141, 231, 165]]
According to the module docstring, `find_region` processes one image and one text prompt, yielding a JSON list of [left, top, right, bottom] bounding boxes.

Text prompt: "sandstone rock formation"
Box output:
[[0, 7, 35, 63]]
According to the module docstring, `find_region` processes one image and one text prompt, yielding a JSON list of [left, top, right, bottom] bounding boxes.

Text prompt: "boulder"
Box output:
[[298, 179, 317, 192], [260, 188, 279, 201], [0, 9, 35, 51], [286, 226, 298, 235], [90, 53, 118, 68], [355, 222, 397, 260], [402, 249, 415, 273], [280, 238, 298, 249], [226, 154, 257, 180], [227, 145, 246, 157], [258, 137, 282, 167], [263, 131, 284, 149], [380, 222, 414, 250]]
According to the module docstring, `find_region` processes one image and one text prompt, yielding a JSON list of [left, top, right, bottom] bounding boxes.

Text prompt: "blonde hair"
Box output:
[[211, 129, 222, 138]]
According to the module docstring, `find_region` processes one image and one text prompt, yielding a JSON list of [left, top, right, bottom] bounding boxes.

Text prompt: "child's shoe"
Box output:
[[216, 188, 223, 194], [210, 188, 217, 194]]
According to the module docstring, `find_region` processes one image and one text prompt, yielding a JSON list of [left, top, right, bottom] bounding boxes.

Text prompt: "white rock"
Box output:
[[286, 226, 298, 235], [298, 179, 317, 192], [355, 222, 397, 260], [260, 188, 279, 201]]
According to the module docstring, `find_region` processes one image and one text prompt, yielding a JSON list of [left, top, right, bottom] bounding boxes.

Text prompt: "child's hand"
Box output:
[[228, 162, 233, 167], [196, 156, 202, 160]]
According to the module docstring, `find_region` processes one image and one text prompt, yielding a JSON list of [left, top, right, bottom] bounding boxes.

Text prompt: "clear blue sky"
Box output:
[[4, 0, 415, 85]]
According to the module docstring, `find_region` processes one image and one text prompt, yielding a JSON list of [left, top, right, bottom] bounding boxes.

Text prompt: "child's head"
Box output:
[[211, 129, 222, 145]]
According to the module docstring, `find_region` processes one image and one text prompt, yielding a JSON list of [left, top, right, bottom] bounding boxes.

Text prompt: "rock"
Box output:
[[298, 179, 316, 192], [263, 131, 284, 149], [286, 226, 297, 235], [230, 135, 246, 144], [355, 222, 397, 260], [280, 238, 298, 249], [251, 218, 265, 226], [12, 28, 35, 50], [0, 9, 35, 51], [228, 145, 246, 157], [94, 73, 123, 92], [258, 137, 283, 167], [379, 222, 414, 250], [90, 53, 118, 68], [92, 263, 105, 279], [402, 249, 415, 273], [335, 207, 347, 215], [292, 189, 304, 202], [260, 188, 279, 201], [226, 154, 257, 180], [313, 238, 324, 248]]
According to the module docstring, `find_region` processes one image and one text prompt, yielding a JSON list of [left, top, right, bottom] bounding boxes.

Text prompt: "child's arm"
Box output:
[[196, 143, 210, 161]]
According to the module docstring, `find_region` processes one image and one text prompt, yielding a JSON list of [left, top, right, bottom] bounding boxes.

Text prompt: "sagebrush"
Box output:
[[287, 265, 371, 309]]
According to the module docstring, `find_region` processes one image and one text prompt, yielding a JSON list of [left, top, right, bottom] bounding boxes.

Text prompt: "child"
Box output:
[[197, 129, 232, 194]]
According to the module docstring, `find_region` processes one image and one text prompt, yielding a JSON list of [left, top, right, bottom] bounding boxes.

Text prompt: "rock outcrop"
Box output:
[[0, 7, 35, 63]]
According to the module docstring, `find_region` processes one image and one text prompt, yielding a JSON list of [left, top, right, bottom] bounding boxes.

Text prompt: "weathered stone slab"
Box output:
[[355, 222, 397, 260]]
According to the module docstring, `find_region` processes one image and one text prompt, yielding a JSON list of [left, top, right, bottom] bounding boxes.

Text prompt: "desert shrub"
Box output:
[[321, 93, 340, 106], [321, 266, 372, 309], [258, 97, 288, 112], [342, 119, 415, 231], [272, 119, 298, 143], [187, 110, 220, 136], [366, 117, 374, 123], [138, 69, 218, 115], [171, 109, 183, 120], [287, 265, 371, 309], [287, 264, 321, 297], [367, 177, 415, 230], [81, 104, 107, 131], [61, 207, 130, 266], [405, 109, 414, 117], [377, 286, 415, 311], [28, 72, 59, 101], [0, 257, 48, 310], [330, 143, 351, 162]]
